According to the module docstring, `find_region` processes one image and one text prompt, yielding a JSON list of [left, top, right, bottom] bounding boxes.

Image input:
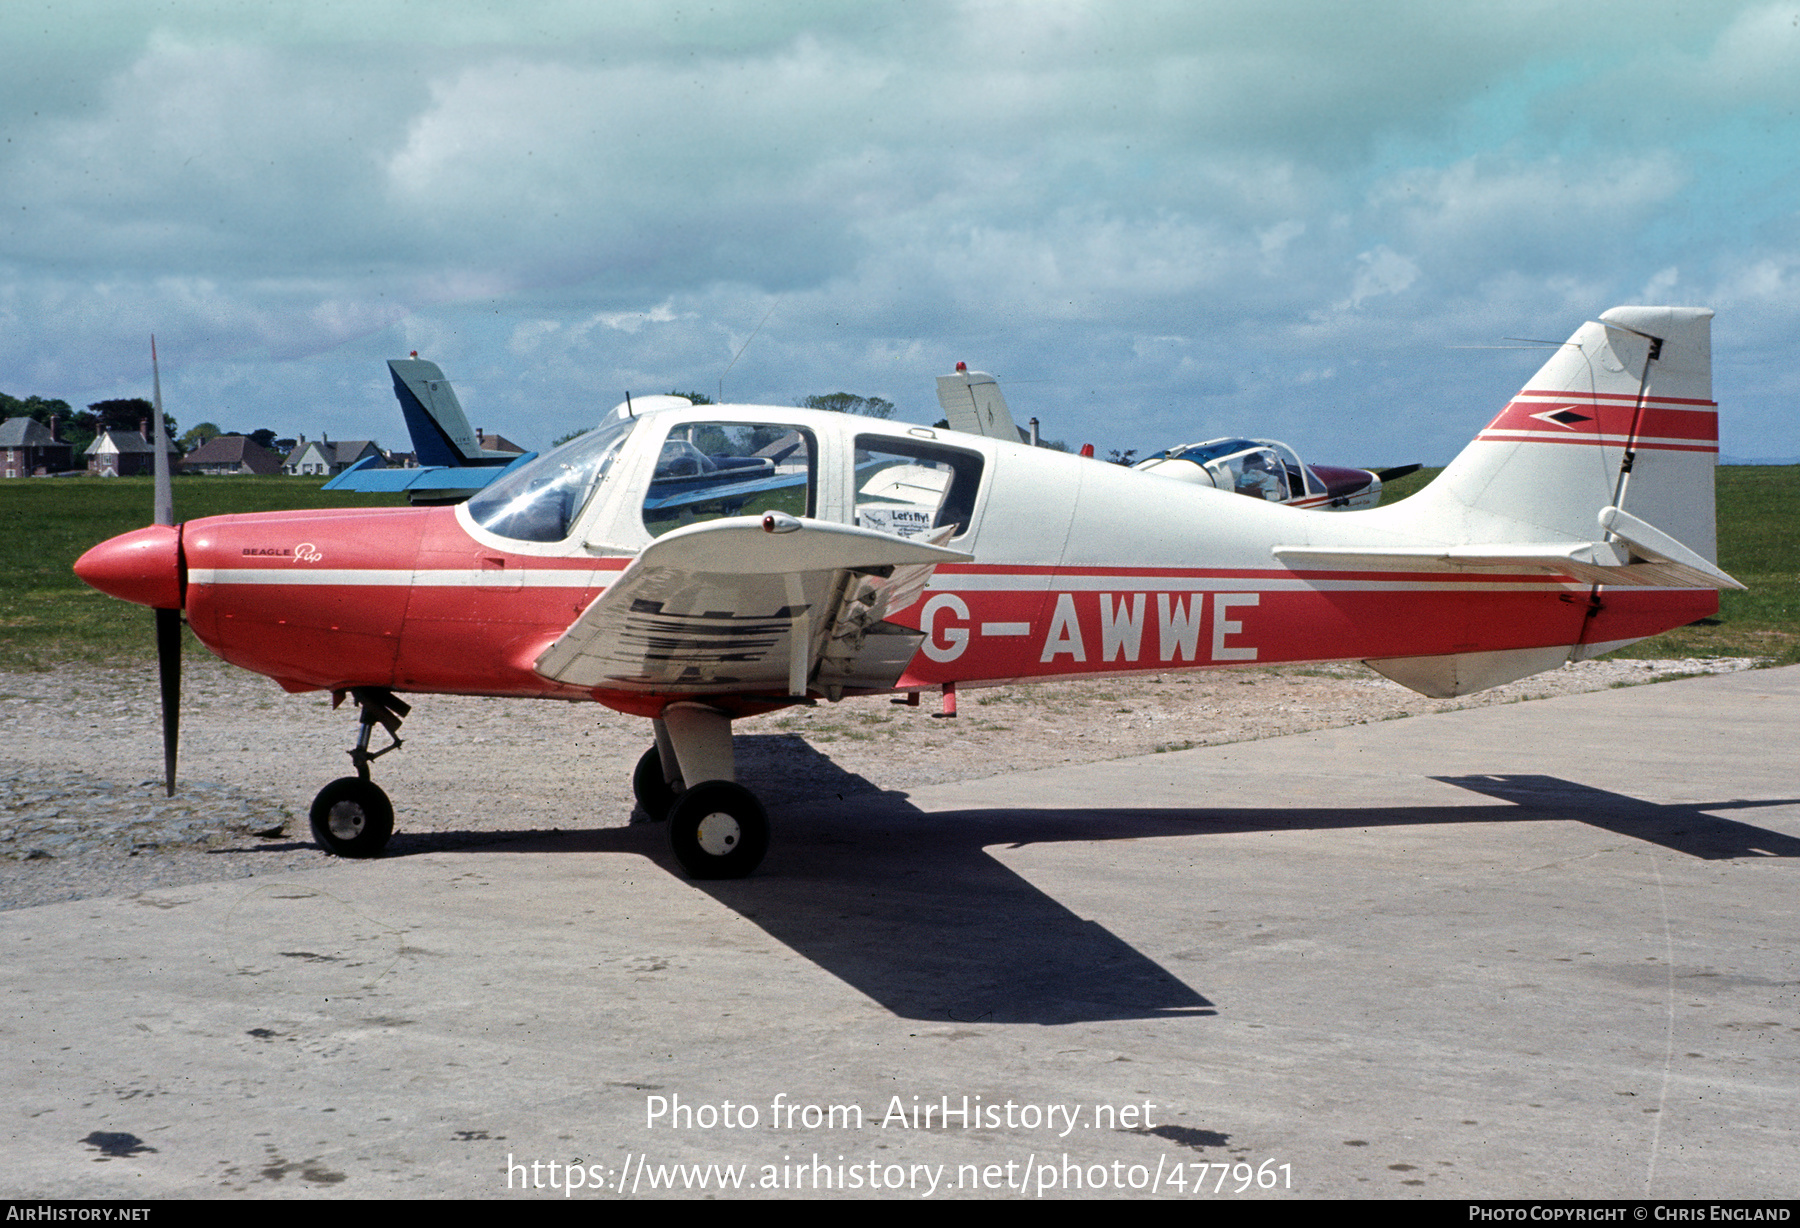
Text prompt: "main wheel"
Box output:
[[309, 777, 394, 858], [667, 781, 769, 879], [632, 745, 682, 822]]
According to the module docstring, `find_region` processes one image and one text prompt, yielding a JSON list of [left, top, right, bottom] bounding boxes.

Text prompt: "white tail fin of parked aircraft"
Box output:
[[936, 364, 1025, 441], [1274, 306, 1736, 695]]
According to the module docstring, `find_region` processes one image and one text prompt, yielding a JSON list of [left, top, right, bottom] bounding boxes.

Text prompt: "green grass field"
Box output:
[[3, 465, 1793, 670]]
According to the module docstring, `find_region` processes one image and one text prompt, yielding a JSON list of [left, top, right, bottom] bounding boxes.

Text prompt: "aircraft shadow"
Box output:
[[371, 739, 1799, 1026]]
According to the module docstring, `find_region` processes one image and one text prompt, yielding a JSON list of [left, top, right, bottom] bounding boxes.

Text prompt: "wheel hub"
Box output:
[[695, 812, 741, 856], [328, 803, 367, 840]]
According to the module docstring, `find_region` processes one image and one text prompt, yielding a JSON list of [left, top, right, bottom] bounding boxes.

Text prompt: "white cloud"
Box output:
[[1343, 246, 1420, 309], [1, 3, 1795, 460]]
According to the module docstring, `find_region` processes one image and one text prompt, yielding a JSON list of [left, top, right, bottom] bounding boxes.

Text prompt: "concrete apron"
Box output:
[[4, 667, 1796, 1199]]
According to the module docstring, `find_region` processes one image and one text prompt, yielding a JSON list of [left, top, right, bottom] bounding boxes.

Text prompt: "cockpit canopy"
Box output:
[[466, 416, 637, 542], [464, 407, 991, 549], [1133, 437, 1316, 502]]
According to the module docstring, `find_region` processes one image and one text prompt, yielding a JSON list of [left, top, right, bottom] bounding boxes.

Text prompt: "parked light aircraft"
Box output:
[[322, 357, 537, 504], [937, 362, 1419, 509], [76, 307, 1740, 879], [1132, 438, 1421, 509]]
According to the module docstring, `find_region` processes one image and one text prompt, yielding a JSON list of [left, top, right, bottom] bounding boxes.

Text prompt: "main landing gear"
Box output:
[[309, 688, 409, 858], [304, 692, 770, 878], [634, 703, 770, 880]]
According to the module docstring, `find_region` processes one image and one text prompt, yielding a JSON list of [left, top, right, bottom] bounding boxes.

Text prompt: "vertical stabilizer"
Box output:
[[388, 358, 487, 467], [1400, 306, 1717, 559], [1355, 306, 1722, 696], [937, 367, 1026, 442]]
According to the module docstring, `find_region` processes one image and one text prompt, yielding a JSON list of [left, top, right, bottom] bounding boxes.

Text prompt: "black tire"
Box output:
[[667, 781, 769, 879], [309, 777, 394, 858], [632, 745, 682, 822]]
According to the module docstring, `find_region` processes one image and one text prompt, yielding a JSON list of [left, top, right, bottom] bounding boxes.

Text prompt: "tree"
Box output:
[[86, 398, 179, 452], [181, 422, 222, 450], [799, 392, 895, 419], [88, 398, 157, 431]]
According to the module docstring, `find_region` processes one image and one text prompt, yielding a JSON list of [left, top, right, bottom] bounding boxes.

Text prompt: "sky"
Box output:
[[3, 0, 1798, 465]]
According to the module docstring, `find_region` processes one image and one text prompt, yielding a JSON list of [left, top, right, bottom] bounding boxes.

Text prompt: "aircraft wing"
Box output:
[[1273, 506, 1744, 590], [534, 516, 972, 698], [321, 452, 537, 496], [640, 468, 811, 513]]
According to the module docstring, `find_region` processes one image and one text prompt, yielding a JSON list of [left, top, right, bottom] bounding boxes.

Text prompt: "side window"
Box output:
[[641, 422, 816, 538], [855, 436, 984, 539]]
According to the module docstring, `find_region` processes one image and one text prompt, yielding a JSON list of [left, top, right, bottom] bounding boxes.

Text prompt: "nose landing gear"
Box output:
[[309, 688, 409, 858]]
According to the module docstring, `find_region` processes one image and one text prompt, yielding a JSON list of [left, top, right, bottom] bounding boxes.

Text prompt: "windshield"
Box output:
[[466, 417, 636, 542], [1166, 439, 1261, 465]]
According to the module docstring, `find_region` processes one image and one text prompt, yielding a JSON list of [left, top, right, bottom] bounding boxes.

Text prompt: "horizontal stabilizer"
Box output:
[[1598, 506, 1745, 591], [1274, 515, 1742, 591], [322, 451, 536, 501]]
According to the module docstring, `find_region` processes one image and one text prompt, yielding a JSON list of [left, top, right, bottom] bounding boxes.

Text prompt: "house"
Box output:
[[283, 436, 385, 476], [86, 425, 180, 477], [180, 435, 284, 476], [0, 417, 74, 477], [474, 429, 526, 456]]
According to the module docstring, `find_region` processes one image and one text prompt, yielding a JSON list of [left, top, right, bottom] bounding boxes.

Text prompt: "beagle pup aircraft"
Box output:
[[76, 306, 1739, 879]]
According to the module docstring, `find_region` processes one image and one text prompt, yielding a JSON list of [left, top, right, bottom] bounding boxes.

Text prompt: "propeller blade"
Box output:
[[156, 607, 181, 796], [150, 336, 180, 795], [151, 335, 174, 528]]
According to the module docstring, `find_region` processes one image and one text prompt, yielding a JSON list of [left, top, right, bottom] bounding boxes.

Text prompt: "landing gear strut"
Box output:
[[310, 688, 409, 858]]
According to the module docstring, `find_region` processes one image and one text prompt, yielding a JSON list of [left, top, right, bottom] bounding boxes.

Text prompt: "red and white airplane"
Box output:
[[76, 307, 1740, 879]]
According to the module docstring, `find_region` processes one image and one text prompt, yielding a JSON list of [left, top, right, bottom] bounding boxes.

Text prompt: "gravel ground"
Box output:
[[0, 652, 1763, 910]]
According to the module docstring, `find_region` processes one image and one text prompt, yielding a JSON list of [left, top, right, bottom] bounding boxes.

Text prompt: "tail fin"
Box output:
[[1405, 306, 1719, 558], [1286, 307, 1735, 697], [388, 358, 514, 468], [936, 367, 1027, 442]]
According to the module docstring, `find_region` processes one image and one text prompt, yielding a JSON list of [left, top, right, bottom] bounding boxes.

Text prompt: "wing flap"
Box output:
[[534, 516, 970, 694]]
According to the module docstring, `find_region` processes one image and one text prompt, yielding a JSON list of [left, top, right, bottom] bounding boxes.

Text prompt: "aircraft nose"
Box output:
[[74, 524, 185, 610]]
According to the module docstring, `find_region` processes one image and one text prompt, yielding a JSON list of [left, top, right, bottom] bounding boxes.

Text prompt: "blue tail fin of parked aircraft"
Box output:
[[388, 358, 518, 469], [322, 358, 536, 503]]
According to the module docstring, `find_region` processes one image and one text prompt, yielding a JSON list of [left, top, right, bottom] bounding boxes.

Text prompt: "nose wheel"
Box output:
[[311, 687, 408, 858], [309, 777, 394, 858]]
